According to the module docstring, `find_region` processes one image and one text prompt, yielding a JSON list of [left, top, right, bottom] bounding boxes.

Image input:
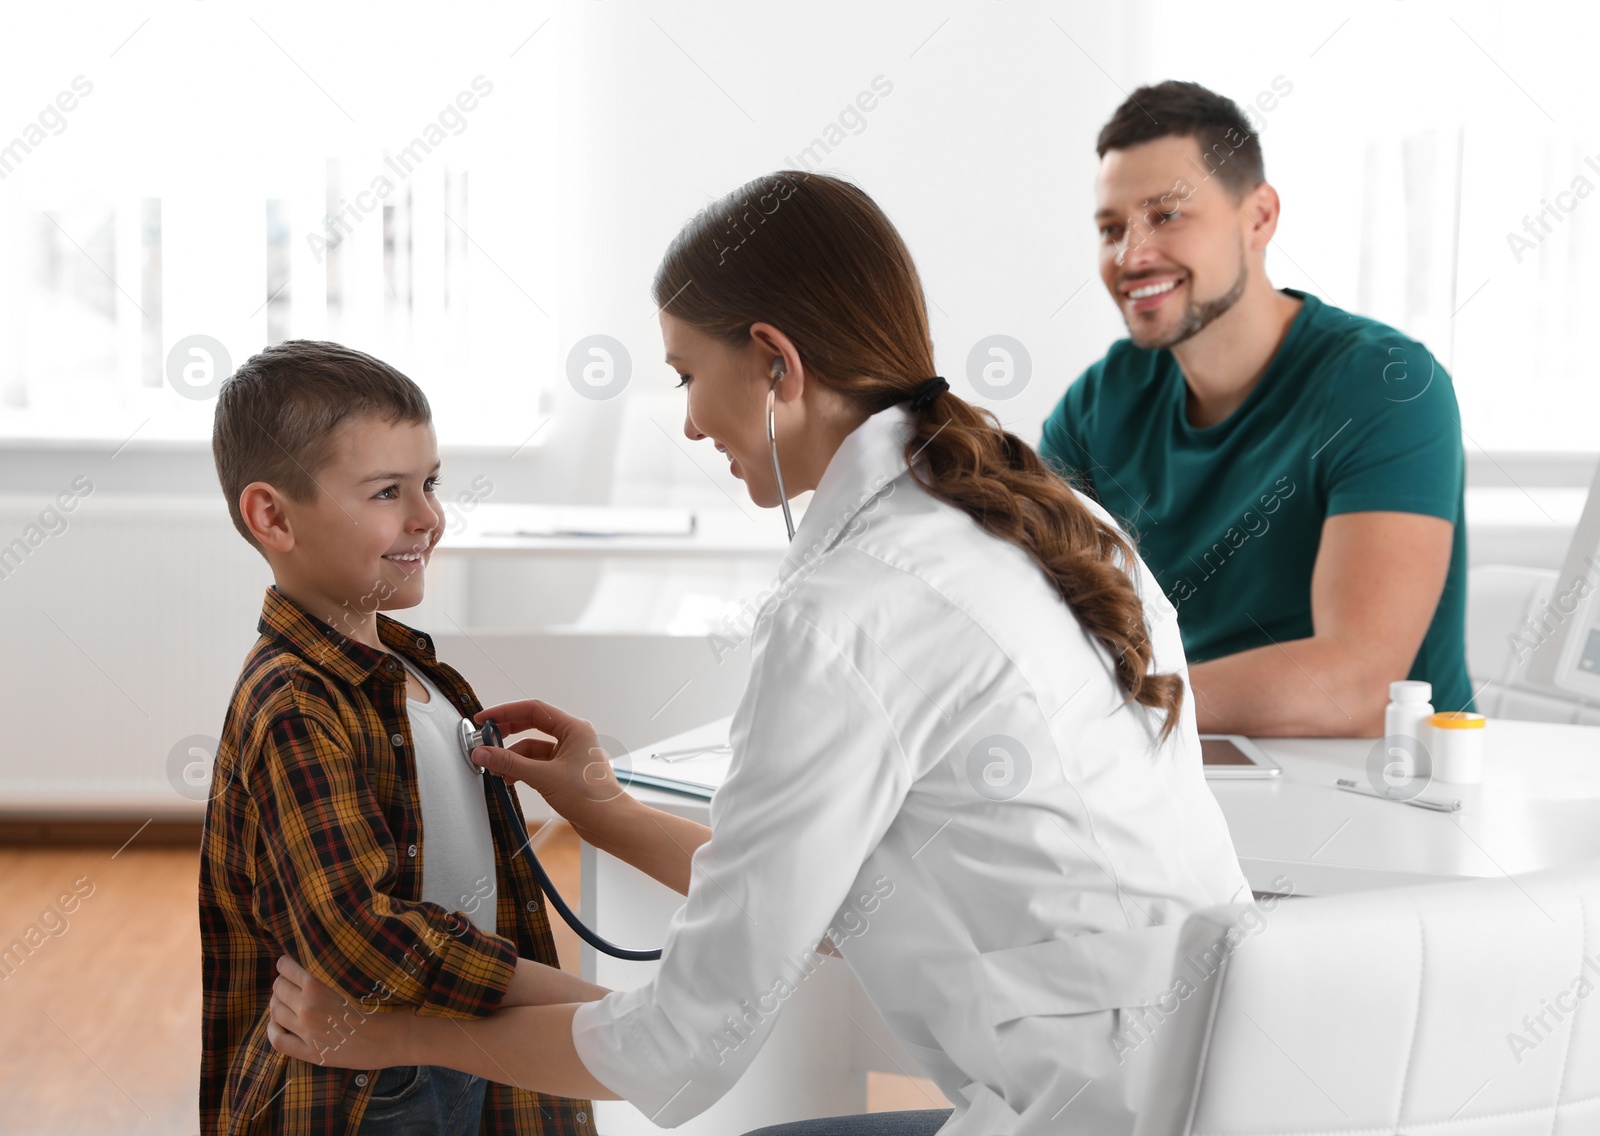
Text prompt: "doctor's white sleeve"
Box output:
[[570, 604, 914, 1124]]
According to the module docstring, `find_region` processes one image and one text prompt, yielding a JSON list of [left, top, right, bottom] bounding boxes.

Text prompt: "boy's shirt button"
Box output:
[[391, 733, 404, 747], [385, 659, 398, 672], [355, 1074, 368, 1088], [407, 844, 418, 857]]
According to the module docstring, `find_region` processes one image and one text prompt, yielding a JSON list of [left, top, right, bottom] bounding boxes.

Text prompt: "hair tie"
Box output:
[[905, 375, 949, 411]]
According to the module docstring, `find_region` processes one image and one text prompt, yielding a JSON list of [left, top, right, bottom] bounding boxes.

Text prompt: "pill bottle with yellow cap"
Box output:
[[1428, 711, 1486, 784]]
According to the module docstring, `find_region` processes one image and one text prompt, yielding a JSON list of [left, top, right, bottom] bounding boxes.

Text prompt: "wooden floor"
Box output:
[[0, 825, 941, 1133]]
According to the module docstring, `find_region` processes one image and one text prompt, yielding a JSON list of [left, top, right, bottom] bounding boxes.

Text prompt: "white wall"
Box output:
[[553, 0, 1136, 487], [0, 493, 760, 816], [4, 0, 1597, 813]]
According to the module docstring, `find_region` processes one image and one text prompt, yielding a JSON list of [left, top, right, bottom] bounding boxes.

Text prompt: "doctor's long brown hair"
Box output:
[[653, 171, 1185, 740]]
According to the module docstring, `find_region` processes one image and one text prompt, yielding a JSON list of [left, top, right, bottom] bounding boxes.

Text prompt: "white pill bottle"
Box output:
[[1428, 712, 1487, 783], [1384, 680, 1435, 742]]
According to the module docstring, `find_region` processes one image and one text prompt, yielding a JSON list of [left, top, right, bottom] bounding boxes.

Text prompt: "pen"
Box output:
[[1335, 778, 1461, 812], [650, 743, 732, 764]]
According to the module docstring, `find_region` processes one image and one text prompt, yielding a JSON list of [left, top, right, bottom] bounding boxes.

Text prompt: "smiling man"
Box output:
[[1040, 80, 1473, 737]]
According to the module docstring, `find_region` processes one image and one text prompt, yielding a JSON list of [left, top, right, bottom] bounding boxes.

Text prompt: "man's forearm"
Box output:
[[1188, 637, 1387, 737], [500, 957, 610, 1008]]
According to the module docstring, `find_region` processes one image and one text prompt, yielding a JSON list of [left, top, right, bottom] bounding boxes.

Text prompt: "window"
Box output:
[[0, 4, 557, 444], [1134, 0, 1600, 452]]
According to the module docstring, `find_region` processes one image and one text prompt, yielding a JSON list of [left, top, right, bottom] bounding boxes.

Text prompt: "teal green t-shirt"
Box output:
[[1040, 288, 1474, 715]]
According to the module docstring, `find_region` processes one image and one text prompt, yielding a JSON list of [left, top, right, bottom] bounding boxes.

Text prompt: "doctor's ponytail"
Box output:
[[893, 386, 1186, 740], [654, 172, 1185, 741]]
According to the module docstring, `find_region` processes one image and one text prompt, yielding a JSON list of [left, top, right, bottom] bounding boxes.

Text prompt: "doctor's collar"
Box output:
[[776, 402, 913, 573]]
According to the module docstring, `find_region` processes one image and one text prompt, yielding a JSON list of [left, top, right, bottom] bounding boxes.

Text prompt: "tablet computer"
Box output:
[[1199, 734, 1282, 779]]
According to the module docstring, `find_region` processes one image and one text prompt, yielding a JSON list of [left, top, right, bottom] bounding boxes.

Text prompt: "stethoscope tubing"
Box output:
[[460, 717, 664, 961], [767, 382, 796, 541], [485, 771, 663, 961]]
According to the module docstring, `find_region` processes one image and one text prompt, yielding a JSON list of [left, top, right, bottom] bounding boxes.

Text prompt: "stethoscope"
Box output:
[[768, 361, 796, 541], [430, 369, 799, 964], [426, 368, 799, 964], [444, 368, 939, 960], [456, 716, 663, 961], [444, 368, 944, 960], [765, 360, 947, 542]]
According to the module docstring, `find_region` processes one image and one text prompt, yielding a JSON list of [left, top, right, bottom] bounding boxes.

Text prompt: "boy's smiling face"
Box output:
[[254, 414, 444, 640]]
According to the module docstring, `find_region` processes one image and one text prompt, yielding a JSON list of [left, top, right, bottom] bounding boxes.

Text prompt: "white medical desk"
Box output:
[[575, 717, 1600, 1136], [432, 503, 790, 560]]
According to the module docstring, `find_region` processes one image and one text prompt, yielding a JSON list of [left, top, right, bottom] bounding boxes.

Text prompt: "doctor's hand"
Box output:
[[471, 699, 627, 834], [267, 955, 421, 1071]]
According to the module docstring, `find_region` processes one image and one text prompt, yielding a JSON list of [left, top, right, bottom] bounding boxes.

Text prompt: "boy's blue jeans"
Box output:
[[355, 1064, 487, 1136], [741, 1111, 954, 1135]]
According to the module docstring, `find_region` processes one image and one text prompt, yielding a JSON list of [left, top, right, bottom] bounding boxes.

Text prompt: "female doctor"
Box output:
[[267, 171, 1250, 1135]]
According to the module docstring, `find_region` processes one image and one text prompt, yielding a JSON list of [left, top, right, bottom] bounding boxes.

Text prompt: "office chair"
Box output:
[[1134, 861, 1600, 1134]]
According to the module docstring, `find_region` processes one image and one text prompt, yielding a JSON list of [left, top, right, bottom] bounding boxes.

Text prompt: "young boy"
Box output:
[[199, 340, 599, 1136]]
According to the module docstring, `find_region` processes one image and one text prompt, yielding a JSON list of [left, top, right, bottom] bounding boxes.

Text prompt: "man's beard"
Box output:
[[1126, 255, 1248, 350]]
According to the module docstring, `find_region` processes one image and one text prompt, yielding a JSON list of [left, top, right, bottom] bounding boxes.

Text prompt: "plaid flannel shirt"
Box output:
[[199, 586, 597, 1136]]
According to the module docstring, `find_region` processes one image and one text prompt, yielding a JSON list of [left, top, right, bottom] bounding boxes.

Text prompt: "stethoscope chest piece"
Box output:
[[453, 712, 663, 960], [456, 717, 503, 774]]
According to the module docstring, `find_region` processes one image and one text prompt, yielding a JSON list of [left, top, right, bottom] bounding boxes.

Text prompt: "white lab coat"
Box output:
[[571, 405, 1250, 1133]]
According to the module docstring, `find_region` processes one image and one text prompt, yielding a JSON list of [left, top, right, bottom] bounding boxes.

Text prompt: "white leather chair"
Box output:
[[1134, 861, 1600, 1134]]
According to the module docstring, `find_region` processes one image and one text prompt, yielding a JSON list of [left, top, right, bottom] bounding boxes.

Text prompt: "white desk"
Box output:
[[577, 717, 1600, 1135], [433, 486, 1580, 566], [434, 503, 790, 559], [1211, 724, 1600, 896]]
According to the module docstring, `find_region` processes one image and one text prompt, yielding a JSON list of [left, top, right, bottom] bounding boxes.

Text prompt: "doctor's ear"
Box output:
[[748, 321, 803, 401], [239, 482, 297, 554]]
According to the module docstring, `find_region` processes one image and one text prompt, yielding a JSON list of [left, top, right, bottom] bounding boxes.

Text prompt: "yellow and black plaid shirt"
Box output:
[[199, 586, 597, 1136]]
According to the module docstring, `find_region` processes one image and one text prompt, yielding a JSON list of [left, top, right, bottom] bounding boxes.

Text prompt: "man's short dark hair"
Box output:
[[1096, 80, 1264, 199], [212, 340, 431, 551]]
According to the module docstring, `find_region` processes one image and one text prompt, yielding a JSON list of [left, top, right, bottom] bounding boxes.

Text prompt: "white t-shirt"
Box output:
[[404, 666, 498, 935]]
